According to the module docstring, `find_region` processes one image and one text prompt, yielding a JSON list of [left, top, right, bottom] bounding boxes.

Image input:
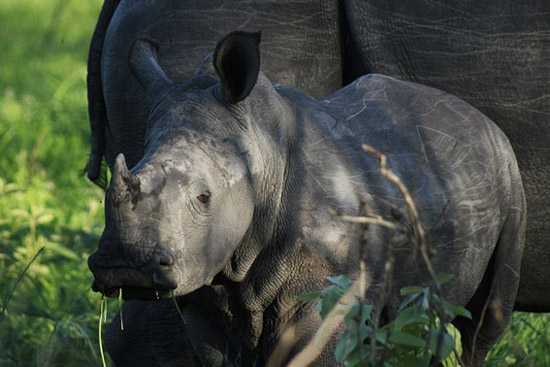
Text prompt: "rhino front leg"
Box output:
[[106, 299, 228, 367]]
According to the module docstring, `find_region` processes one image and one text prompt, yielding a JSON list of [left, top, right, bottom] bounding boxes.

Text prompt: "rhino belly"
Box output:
[[345, 0, 550, 311], [101, 0, 342, 170]]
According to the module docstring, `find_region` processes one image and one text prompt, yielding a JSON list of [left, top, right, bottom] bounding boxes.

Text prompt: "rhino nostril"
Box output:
[[157, 249, 175, 267]]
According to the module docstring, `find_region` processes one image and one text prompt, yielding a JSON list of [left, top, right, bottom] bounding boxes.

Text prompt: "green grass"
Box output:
[[0, 0, 548, 366], [0, 1, 109, 366]]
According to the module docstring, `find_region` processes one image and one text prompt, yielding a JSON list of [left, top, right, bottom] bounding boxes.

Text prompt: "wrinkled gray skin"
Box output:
[[86, 0, 342, 178], [343, 1, 550, 312], [87, 1, 550, 315], [88, 32, 526, 366]]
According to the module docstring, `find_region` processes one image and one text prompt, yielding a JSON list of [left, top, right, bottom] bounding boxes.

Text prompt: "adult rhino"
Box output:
[[88, 31, 525, 366], [86, 0, 550, 315]]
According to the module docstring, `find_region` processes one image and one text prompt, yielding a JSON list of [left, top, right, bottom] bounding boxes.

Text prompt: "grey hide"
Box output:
[[88, 0, 341, 174], [344, 0, 550, 311], [86, 1, 550, 314], [88, 33, 526, 366]]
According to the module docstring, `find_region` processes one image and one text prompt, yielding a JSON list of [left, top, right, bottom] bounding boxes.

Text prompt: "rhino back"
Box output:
[[312, 74, 518, 302], [345, 1, 550, 310], [101, 0, 342, 169]]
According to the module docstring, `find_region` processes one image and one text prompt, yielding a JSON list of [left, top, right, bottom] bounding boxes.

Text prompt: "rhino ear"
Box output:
[[129, 39, 172, 95], [213, 31, 261, 104]]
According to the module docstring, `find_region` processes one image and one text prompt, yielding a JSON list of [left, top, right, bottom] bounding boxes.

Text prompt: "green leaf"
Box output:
[[360, 304, 374, 324], [441, 300, 472, 319], [318, 286, 346, 319], [429, 330, 454, 361], [399, 293, 422, 311], [298, 290, 322, 302], [375, 328, 389, 345], [420, 292, 430, 311], [327, 275, 353, 290], [343, 347, 368, 367], [334, 333, 352, 362], [398, 352, 431, 367], [389, 331, 427, 348], [400, 286, 424, 296], [392, 306, 430, 330]]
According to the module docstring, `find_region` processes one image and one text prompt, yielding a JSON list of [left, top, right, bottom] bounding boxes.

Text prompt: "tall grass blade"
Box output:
[[119, 288, 124, 331], [0, 247, 45, 320], [98, 297, 107, 367]]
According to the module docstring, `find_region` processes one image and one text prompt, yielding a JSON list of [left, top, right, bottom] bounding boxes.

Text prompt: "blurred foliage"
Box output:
[[0, 0, 548, 366], [0, 0, 111, 366]]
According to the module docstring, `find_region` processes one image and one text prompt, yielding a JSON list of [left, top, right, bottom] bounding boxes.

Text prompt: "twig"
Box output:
[[362, 144, 464, 365], [286, 281, 362, 367], [266, 325, 297, 367], [362, 144, 439, 290], [338, 214, 397, 230]]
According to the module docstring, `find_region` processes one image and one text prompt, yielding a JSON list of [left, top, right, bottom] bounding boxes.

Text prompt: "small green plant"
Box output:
[[304, 274, 470, 367]]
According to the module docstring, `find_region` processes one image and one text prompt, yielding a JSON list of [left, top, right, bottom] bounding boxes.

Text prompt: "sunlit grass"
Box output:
[[0, 0, 107, 365]]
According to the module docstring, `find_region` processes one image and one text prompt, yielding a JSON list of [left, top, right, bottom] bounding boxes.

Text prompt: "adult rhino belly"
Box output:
[[102, 0, 342, 169], [345, 0, 550, 311]]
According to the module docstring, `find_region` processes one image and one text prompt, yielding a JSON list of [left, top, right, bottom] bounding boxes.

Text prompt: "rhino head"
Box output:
[[88, 32, 269, 300]]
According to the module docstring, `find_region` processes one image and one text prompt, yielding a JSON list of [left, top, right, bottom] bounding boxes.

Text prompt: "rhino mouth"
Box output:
[[89, 248, 179, 301], [93, 283, 173, 301], [89, 263, 178, 301]]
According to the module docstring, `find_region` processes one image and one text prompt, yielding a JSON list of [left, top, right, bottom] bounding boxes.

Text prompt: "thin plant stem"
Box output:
[[0, 247, 45, 320], [118, 289, 124, 331], [98, 297, 107, 367], [286, 281, 360, 367]]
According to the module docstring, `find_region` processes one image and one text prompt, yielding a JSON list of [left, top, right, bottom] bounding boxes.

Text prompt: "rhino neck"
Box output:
[[209, 78, 302, 357], [221, 75, 297, 284]]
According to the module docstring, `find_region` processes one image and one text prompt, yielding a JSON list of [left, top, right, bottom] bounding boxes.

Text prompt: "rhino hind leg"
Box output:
[[452, 204, 526, 366]]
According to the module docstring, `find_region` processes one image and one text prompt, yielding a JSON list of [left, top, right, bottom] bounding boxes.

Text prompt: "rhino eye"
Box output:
[[196, 191, 211, 204]]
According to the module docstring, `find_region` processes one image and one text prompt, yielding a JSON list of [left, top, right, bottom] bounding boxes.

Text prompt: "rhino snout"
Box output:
[[88, 248, 178, 300]]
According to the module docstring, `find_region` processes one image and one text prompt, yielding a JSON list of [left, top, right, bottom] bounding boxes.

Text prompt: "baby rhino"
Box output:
[[88, 32, 525, 367]]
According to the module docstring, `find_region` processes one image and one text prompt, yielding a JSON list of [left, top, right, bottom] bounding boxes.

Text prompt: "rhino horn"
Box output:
[[129, 38, 172, 97], [111, 153, 140, 200]]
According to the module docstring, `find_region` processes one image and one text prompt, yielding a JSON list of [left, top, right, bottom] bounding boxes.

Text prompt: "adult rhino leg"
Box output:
[[106, 299, 228, 367], [86, 0, 119, 183], [453, 201, 526, 366]]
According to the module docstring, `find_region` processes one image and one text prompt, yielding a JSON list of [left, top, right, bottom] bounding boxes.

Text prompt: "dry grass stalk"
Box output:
[[361, 144, 438, 286], [338, 214, 397, 230], [266, 325, 297, 367], [285, 280, 363, 367]]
